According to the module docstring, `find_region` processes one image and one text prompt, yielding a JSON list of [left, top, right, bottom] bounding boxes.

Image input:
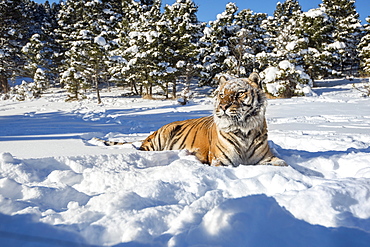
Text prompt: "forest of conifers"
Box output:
[[1, 0, 369, 100]]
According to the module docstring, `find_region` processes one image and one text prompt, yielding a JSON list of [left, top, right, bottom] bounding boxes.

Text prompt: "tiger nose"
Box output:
[[220, 103, 230, 111]]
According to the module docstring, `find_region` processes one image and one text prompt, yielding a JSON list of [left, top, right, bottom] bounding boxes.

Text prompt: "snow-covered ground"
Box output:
[[1, 79, 370, 246]]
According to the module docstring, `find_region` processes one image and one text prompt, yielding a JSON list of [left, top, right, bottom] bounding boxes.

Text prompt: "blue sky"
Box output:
[[36, 0, 369, 23]]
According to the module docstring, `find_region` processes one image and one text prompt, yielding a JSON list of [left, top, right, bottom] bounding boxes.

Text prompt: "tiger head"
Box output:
[[214, 72, 267, 132]]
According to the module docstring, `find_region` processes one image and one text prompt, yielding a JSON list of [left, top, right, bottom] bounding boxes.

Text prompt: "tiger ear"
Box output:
[[244, 72, 262, 89], [218, 75, 228, 86], [212, 76, 228, 97]]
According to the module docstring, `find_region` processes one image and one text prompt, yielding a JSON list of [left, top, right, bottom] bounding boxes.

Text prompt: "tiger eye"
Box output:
[[236, 91, 247, 98]]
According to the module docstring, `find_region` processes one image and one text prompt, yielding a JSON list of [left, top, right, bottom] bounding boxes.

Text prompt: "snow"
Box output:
[[328, 41, 346, 50], [285, 41, 296, 51], [203, 26, 212, 37], [94, 36, 106, 46], [1, 79, 370, 246], [304, 8, 326, 19], [262, 66, 280, 83], [278, 60, 294, 70]]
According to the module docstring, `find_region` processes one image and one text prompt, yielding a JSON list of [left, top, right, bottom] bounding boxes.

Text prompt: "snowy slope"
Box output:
[[1, 79, 370, 246]]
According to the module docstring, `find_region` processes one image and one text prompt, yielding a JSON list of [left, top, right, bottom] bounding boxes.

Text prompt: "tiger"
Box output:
[[138, 72, 287, 167]]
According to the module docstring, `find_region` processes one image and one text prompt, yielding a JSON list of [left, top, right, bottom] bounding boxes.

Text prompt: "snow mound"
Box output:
[[1, 146, 370, 246]]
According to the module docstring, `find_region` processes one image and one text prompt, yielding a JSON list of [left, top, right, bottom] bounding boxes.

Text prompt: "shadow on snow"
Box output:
[[0, 104, 212, 142]]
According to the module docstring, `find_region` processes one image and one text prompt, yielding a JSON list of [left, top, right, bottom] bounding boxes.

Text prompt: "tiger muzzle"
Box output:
[[219, 103, 232, 112]]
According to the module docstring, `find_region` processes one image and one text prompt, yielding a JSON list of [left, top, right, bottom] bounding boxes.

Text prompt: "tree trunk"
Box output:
[[132, 82, 139, 95], [0, 74, 10, 93], [95, 75, 102, 104], [165, 82, 169, 99], [172, 81, 177, 99]]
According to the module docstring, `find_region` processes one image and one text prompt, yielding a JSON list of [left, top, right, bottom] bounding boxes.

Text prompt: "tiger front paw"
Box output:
[[261, 157, 288, 167]]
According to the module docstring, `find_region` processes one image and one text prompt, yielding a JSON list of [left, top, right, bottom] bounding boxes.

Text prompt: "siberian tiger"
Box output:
[[138, 73, 287, 167]]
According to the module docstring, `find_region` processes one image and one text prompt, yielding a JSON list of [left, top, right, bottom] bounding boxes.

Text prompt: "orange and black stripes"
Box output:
[[138, 114, 272, 167]]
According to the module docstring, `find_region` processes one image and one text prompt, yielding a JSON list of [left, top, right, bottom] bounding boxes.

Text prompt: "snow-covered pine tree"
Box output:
[[260, 0, 314, 98], [79, 0, 120, 104], [296, 8, 333, 80], [22, 34, 51, 93], [230, 9, 268, 76], [158, 0, 203, 97], [113, 0, 162, 97], [57, 0, 88, 100], [262, 0, 303, 66], [107, 2, 132, 91], [198, 2, 238, 86], [40, 1, 63, 86], [320, 0, 362, 76], [359, 16, 370, 75], [20, 1, 61, 92], [58, 0, 118, 103], [0, 0, 29, 93], [260, 60, 313, 98]]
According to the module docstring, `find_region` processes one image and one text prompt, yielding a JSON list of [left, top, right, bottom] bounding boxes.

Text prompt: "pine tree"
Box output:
[[320, 0, 362, 76], [296, 8, 333, 80], [230, 9, 268, 76], [80, 0, 119, 104], [262, 0, 303, 66], [57, 0, 90, 100], [107, 4, 132, 91], [103, 0, 133, 90], [260, 0, 315, 98], [40, 1, 63, 86], [0, 0, 29, 93], [22, 34, 51, 91], [158, 0, 203, 97], [112, 0, 162, 97], [198, 2, 238, 85], [359, 17, 370, 75], [57, 0, 120, 102], [20, 1, 61, 91]]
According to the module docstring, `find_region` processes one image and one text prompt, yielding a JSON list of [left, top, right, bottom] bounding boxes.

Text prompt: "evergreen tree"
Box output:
[[40, 1, 63, 86], [107, 2, 133, 91], [0, 0, 29, 93], [261, 0, 315, 98], [80, 0, 119, 103], [57, 0, 120, 102], [198, 2, 238, 85], [296, 8, 333, 80], [158, 0, 203, 97], [262, 0, 303, 66], [112, 0, 162, 96], [320, 0, 362, 76], [230, 9, 268, 76], [57, 0, 89, 100], [21, 1, 61, 91], [22, 34, 52, 91], [359, 17, 370, 75]]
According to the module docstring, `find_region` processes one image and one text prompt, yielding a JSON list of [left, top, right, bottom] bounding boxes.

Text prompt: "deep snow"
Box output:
[[1, 79, 370, 246]]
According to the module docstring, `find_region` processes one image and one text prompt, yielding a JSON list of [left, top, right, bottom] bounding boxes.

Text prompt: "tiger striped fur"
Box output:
[[139, 73, 287, 167]]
